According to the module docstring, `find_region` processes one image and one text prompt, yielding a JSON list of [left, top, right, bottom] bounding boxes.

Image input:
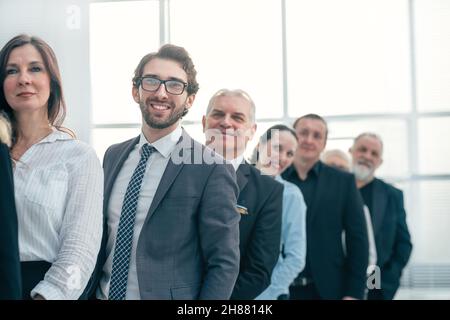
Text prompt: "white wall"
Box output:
[[0, 0, 92, 143]]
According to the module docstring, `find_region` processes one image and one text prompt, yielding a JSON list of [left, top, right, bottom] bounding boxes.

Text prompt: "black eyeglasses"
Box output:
[[137, 76, 188, 95]]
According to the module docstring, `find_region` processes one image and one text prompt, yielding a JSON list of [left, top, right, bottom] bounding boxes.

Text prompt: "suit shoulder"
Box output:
[[248, 164, 284, 191], [105, 137, 137, 156], [184, 134, 230, 167], [374, 178, 403, 197], [103, 136, 138, 167]]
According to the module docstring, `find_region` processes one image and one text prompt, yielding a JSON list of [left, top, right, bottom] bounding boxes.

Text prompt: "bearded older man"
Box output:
[[349, 133, 413, 300]]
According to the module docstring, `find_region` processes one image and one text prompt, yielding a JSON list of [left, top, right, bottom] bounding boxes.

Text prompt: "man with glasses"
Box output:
[[92, 44, 240, 300]]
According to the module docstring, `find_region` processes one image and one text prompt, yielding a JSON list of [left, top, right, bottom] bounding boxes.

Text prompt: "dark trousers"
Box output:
[[289, 282, 322, 300], [367, 289, 385, 300], [21, 261, 51, 300]]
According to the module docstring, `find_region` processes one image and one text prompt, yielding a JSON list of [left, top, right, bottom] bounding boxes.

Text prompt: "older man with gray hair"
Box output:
[[349, 132, 413, 300], [203, 89, 283, 300]]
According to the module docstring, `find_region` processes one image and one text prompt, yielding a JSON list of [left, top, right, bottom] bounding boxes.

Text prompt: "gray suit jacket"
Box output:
[[102, 129, 240, 299]]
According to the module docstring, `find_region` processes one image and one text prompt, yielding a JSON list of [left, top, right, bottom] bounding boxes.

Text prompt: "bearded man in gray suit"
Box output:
[[91, 44, 240, 300]]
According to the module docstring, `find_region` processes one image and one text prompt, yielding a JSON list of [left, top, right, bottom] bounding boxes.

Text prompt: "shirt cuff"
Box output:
[[31, 280, 66, 300]]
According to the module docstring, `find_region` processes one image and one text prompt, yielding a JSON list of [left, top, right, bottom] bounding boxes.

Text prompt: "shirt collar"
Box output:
[[310, 160, 322, 177], [138, 125, 182, 158], [284, 159, 322, 179], [39, 127, 73, 144], [229, 154, 245, 171]]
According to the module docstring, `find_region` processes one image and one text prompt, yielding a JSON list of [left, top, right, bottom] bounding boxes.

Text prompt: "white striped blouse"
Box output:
[[13, 129, 103, 300]]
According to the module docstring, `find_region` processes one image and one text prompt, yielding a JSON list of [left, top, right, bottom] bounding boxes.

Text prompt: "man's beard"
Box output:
[[140, 100, 188, 129], [352, 163, 374, 182]]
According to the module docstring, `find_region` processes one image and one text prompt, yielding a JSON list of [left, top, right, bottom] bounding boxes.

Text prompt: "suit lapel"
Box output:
[[371, 178, 387, 236], [104, 136, 140, 214], [144, 130, 192, 222], [307, 164, 325, 225], [236, 162, 250, 194]]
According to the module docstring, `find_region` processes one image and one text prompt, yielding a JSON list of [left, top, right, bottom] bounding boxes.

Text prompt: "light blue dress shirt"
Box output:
[[255, 175, 307, 300]]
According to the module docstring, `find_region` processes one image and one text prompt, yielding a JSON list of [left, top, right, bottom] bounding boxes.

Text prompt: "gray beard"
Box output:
[[352, 164, 374, 182], [140, 101, 187, 129]]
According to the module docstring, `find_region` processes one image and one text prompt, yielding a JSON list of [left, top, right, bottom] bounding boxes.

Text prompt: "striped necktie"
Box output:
[[109, 143, 156, 300]]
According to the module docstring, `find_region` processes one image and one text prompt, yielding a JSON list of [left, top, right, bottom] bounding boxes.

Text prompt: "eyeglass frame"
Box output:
[[135, 76, 188, 95]]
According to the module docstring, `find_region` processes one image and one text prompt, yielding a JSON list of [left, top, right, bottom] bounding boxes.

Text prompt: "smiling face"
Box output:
[[294, 118, 327, 164], [132, 58, 195, 132], [258, 130, 298, 176], [202, 94, 256, 159], [350, 135, 383, 182], [3, 44, 51, 117]]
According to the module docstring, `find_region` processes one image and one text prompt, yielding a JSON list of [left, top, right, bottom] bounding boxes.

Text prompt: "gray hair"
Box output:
[[353, 132, 384, 153], [0, 112, 11, 146], [321, 149, 351, 166], [206, 89, 256, 124]]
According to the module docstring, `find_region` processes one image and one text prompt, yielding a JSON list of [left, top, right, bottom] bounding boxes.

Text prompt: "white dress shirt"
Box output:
[[341, 205, 378, 275], [229, 154, 245, 171], [13, 129, 103, 300], [364, 205, 378, 274], [97, 126, 182, 300]]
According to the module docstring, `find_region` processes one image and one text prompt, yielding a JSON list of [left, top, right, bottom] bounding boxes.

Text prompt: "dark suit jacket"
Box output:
[[369, 178, 412, 299], [87, 130, 240, 299], [230, 163, 283, 300], [283, 161, 369, 299], [0, 143, 22, 299]]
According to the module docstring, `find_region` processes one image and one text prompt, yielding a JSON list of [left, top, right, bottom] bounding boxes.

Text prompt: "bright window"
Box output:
[[170, 0, 283, 122], [286, 0, 411, 117], [90, 0, 160, 125], [418, 117, 450, 174], [415, 0, 450, 112]]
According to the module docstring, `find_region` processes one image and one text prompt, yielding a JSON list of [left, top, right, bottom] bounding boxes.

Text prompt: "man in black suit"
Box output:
[[202, 89, 283, 300], [349, 132, 412, 300], [0, 116, 22, 299], [282, 114, 368, 300]]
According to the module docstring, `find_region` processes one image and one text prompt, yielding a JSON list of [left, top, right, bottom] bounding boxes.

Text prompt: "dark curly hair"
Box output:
[[132, 44, 199, 96]]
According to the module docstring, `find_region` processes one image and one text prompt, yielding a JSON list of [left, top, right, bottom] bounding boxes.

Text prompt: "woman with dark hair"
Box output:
[[0, 113, 22, 299], [0, 34, 103, 300], [252, 124, 307, 300]]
